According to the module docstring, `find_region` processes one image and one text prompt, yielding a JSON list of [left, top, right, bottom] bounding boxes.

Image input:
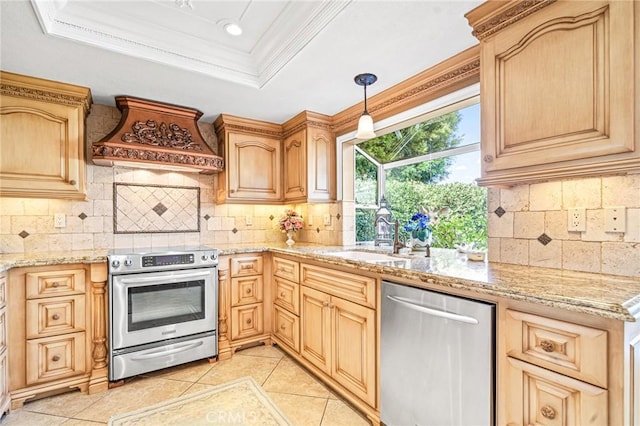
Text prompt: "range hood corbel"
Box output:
[[92, 96, 224, 174]]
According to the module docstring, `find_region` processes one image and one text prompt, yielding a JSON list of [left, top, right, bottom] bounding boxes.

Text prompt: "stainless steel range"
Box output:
[[107, 246, 218, 381]]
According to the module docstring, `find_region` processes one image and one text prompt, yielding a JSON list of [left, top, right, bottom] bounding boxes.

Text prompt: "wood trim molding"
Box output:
[[213, 114, 283, 138], [0, 70, 92, 112], [465, 0, 557, 40], [330, 44, 480, 136], [282, 111, 333, 138]]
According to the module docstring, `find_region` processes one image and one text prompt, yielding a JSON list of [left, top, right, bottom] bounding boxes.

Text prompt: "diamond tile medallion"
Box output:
[[114, 183, 200, 233]]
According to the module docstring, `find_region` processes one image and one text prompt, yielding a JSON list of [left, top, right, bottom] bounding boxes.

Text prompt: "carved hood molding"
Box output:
[[92, 96, 224, 174]]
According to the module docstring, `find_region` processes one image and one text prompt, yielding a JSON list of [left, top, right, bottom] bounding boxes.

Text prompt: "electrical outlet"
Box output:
[[323, 214, 332, 226], [605, 207, 626, 233], [567, 208, 586, 232], [245, 216, 253, 226], [54, 213, 66, 228]]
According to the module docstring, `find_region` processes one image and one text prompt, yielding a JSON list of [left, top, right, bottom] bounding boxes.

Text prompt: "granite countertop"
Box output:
[[2, 243, 640, 322]]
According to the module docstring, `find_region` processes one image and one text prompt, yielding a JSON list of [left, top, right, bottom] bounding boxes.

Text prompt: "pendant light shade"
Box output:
[[354, 73, 377, 140]]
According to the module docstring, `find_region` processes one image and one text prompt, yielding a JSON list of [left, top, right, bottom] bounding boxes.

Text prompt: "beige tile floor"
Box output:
[[1, 345, 370, 425]]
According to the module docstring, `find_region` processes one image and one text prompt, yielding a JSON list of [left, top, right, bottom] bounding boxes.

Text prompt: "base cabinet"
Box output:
[[0, 274, 9, 417], [7, 263, 108, 408]]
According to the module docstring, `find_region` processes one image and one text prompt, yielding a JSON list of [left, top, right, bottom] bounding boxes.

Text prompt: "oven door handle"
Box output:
[[119, 269, 213, 285], [130, 340, 205, 361]]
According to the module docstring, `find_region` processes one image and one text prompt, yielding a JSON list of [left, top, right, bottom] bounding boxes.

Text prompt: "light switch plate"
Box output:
[[54, 213, 66, 228], [245, 216, 253, 226], [323, 214, 332, 226], [605, 207, 626, 233]]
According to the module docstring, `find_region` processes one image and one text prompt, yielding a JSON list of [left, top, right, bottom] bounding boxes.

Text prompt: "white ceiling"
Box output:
[[1, 0, 482, 124]]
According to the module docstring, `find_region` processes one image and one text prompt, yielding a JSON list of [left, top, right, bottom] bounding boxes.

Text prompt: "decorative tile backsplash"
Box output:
[[113, 183, 200, 233]]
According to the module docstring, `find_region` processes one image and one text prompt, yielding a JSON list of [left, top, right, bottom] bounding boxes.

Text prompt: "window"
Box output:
[[352, 98, 487, 249]]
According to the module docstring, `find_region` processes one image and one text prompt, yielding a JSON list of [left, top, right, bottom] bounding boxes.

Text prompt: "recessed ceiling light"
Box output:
[[224, 22, 243, 36]]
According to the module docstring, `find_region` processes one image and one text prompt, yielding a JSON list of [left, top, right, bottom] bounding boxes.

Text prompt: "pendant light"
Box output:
[[354, 73, 377, 140]]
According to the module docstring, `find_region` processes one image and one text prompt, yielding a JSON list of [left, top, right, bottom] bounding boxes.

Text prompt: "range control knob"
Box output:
[[124, 259, 133, 267], [201, 255, 208, 261], [111, 259, 121, 268], [210, 254, 217, 260]]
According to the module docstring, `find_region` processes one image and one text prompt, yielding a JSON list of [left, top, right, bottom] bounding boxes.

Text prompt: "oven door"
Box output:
[[110, 267, 217, 350]]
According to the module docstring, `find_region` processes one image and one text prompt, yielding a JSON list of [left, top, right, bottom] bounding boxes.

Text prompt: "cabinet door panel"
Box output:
[[230, 304, 263, 340], [505, 357, 607, 426], [26, 332, 86, 385], [273, 277, 299, 315], [307, 128, 335, 201], [230, 276, 263, 307], [273, 305, 300, 353], [331, 296, 376, 407], [283, 130, 306, 200], [300, 286, 331, 374], [228, 133, 282, 201], [26, 295, 86, 339]]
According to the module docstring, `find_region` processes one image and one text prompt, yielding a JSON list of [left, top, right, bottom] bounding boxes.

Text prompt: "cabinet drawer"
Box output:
[[26, 269, 85, 298], [26, 295, 86, 339], [505, 356, 608, 426], [273, 305, 300, 352], [26, 331, 86, 385], [301, 264, 376, 308], [0, 274, 6, 309], [505, 309, 607, 388], [274, 277, 300, 315], [273, 257, 300, 283], [231, 276, 263, 306], [230, 304, 264, 340], [0, 307, 6, 354], [230, 256, 263, 277]]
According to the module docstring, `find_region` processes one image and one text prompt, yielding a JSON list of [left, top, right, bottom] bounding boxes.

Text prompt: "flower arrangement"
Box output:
[[278, 209, 304, 233], [403, 212, 431, 235]]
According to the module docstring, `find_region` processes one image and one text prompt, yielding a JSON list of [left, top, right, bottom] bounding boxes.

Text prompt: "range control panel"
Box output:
[[108, 247, 218, 274], [142, 253, 195, 267]]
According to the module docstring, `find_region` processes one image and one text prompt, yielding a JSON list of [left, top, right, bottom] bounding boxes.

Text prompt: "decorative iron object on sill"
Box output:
[[92, 96, 224, 174]]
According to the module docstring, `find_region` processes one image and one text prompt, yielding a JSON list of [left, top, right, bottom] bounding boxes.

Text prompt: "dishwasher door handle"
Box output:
[[386, 295, 479, 324]]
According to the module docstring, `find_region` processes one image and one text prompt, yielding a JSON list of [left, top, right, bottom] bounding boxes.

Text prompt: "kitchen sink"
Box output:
[[323, 250, 407, 264]]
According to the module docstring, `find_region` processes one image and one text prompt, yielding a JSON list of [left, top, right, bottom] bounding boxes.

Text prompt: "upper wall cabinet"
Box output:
[[466, 0, 639, 186], [0, 71, 92, 199], [283, 112, 336, 202], [214, 114, 283, 203]]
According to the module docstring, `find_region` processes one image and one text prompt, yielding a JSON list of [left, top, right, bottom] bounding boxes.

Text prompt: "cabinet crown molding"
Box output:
[[465, 0, 557, 40]]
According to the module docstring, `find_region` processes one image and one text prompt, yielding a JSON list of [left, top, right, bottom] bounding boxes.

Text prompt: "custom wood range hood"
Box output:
[[92, 96, 224, 173]]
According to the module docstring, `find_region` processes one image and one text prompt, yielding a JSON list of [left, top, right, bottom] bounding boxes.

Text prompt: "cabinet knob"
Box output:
[[52, 314, 60, 320], [246, 318, 252, 325], [280, 324, 286, 330], [69, 179, 77, 185], [280, 292, 286, 297], [52, 355, 60, 362], [540, 340, 555, 353], [540, 405, 556, 419], [483, 154, 494, 163], [245, 288, 252, 294]]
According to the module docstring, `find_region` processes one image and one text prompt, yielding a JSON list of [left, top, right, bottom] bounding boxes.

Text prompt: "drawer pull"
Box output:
[[280, 292, 286, 297], [246, 318, 252, 325], [245, 288, 252, 294], [52, 355, 60, 362], [280, 324, 286, 330], [540, 340, 555, 352], [241, 264, 253, 270], [540, 405, 556, 419], [52, 282, 60, 288], [52, 314, 60, 320]]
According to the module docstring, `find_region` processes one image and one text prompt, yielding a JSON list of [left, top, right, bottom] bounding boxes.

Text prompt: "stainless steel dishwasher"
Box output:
[[381, 281, 495, 426]]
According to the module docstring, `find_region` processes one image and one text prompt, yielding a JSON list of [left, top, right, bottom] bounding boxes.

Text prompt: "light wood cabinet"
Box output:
[[217, 255, 271, 359], [0, 71, 92, 199], [7, 263, 108, 408], [299, 263, 376, 408], [214, 114, 283, 203], [282, 112, 336, 202], [271, 257, 301, 353], [0, 274, 9, 418], [466, 0, 639, 186], [502, 309, 609, 424]]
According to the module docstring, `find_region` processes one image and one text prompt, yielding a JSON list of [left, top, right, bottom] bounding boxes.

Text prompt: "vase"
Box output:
[[285, 230, 295, 246], [411, 229, 430, 251]]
